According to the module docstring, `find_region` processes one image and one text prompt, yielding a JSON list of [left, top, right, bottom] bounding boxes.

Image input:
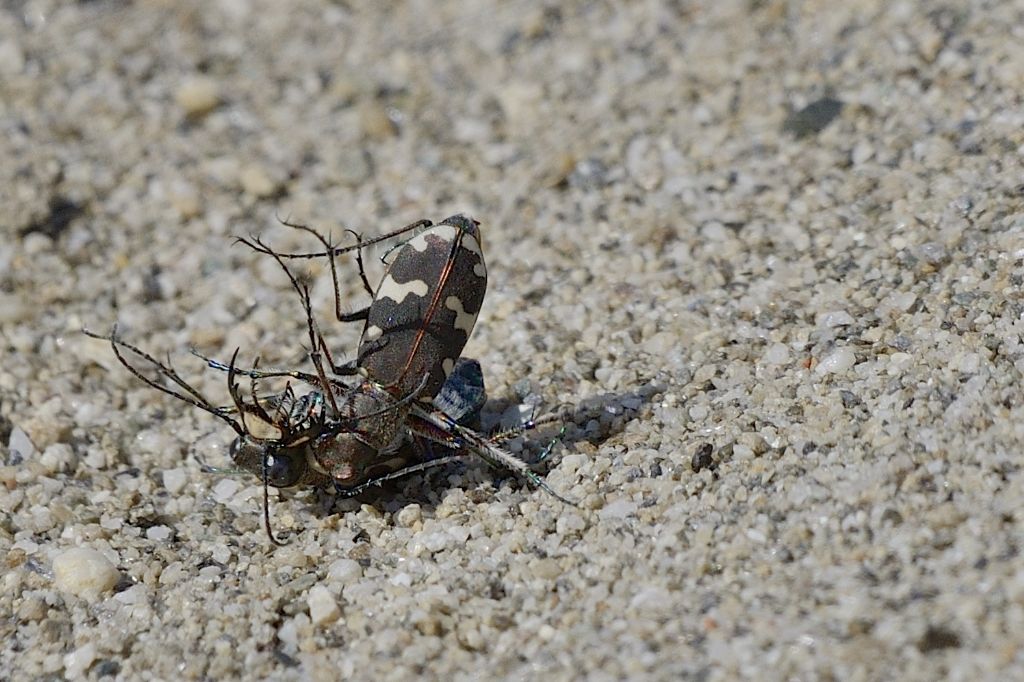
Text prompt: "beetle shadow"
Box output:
[[298, 378, 666, 521], [481, 378, 667, 475]]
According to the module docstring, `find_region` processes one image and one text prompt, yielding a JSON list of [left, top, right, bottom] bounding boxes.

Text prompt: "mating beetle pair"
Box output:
[[88, 215, 572, 543]]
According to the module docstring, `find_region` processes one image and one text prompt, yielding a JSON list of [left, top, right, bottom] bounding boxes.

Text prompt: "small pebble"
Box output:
[[211, 543, 232, 565], [159, 562, 185, 586], [447, 525, 470, 543], [390, 572, 413, 587], [39, 443, 73, 473], [359, 102, 396, 140], [328, 559, 363, 585], [736, 432, 769, 456], [8, 426, 35, 460], [891, 292, 917, 312], [762, 343, 790, 365], [169, 184, 202, 220], [146, 525, 172, 542], [307, 585, 341, 625], [643, 331, 677, 356], [599, 498, 638, 520], [816, 310, 855, 328], [52, 547, 120, 599], [64, 643, 97, 679], [420, 531, 450, 553], [396, 504, 422, 528], [816, 347, 857, 375], [625, 135, 663, 190], [238, 164, 278, 198], [18, 597, 47, 622], [556, 513, 586, 534], [176, 76, 220, 117], [783, 97, 843, 138], [212, 479, 240, 504], [691, 443, 714, 472], [531, 558, 562, 580], [163, 468, 188, 495]]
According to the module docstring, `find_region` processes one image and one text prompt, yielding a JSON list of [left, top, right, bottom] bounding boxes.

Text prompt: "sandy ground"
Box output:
[[3, 0, 1024, 679]]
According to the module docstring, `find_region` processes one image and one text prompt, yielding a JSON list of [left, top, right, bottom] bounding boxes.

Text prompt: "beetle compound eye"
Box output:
[[265, 451, 306, 488]]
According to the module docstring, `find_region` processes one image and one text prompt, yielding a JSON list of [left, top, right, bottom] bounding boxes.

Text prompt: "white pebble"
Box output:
[[307, 585, 341, 625], [762, 343, 790, 365], [169, 182, 202, 220], [8, 426, 35, 459], [887, 353, 913, 375], [13, 538, 39, 554], [390, 572, 413, 587], [175, 76, 220, 116], [815, 310, 855, 328], [277, 618, 299, 651], [162, 468, 188, 495], [688, 404, 709, 421], [599, 498, 638, 520], [396, 503, 422, 527], [625, 135, 664, 190], [52, 547, 120, 599], [114, 584, 147, 605], [198, 565, 222, 582], [556, 513, 586, 534], [146, 525, 172, 542], [447, 525, 470, 543], [892, 292, 917, 311], [39, 443, 73, 473], [915, 242, 947, 265], [816, 347, 856, 375], [420, 531, 450, 553], [327, 558, 363, 584], [746, 528, 767, 543], [160, 562, 185, 585], [630, 586, 671, 612], [560, 454, 587, 475], [212, 478, 240, 503], [211, 543, 232, 565], [851, 140, 874, 165], [958, 352, 981, 374], [134, 429, 178, 457], [63, 642, 97, 679], [100, 516, 123, 531], [643, 331, 679, 356], [239, 163, 278, 198], [731, 444, 755, 461]]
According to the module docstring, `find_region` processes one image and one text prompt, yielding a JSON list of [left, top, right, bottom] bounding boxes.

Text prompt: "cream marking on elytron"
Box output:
[[376, 275, 429, 304], [406, 223, 458, 252], [445, 295, 477, 334]]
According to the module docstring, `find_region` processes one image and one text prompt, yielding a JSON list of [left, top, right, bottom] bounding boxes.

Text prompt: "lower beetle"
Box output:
[[87, 215, 574, 544]]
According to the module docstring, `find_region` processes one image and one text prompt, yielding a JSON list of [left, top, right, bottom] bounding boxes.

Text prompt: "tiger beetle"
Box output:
[[86, 215, 575, 544], [226, 215, 575, 503]]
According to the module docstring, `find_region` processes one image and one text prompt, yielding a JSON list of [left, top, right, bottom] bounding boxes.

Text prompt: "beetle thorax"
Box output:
[[312, 382, 413, 486]]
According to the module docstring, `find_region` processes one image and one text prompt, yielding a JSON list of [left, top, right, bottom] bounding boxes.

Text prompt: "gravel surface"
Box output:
[[3, 1, 1024, 679]]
